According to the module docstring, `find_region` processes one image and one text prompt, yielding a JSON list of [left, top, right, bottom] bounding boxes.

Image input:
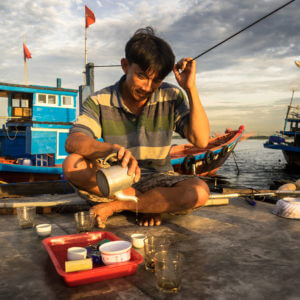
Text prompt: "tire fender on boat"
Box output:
[[182, 154, 196, 173], [204, 150, 215, 165], [220, 145, 230, 157]]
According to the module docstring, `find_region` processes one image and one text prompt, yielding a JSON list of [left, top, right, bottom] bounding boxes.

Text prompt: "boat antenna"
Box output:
[[192, 0, 295, 61]]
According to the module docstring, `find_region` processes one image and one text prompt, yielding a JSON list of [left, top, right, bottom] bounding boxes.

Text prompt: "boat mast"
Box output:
[[284, 90, 295, 133]]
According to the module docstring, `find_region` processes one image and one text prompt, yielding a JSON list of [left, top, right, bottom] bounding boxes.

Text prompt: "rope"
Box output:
[[231, 149, 240, 175], [5, 126, 18, 141]]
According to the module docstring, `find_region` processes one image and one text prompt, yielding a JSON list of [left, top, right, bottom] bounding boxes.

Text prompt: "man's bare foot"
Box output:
[[138, 213, 162, 226], [90, 203, 115, 228]]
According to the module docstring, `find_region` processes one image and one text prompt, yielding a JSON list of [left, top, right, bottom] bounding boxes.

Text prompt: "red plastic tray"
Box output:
[[42, 231, 144, 286]]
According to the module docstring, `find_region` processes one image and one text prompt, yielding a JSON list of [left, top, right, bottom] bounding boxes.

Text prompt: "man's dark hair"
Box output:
[[125, 27, 175, 80]]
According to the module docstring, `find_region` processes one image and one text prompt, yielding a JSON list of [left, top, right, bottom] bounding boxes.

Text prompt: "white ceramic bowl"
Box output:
[[99, 241, 132, 265], [67, 247, 87, 261], [131, 233, 146, 249], [36, 224, 52, 237]]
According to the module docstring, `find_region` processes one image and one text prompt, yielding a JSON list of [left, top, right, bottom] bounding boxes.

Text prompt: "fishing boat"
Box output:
[[0, 80, 77, 183], [171, 125, 245, 176], [264, 92, 300, 168]]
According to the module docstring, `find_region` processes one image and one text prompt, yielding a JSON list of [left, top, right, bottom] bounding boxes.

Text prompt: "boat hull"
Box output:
[[264, 142, 300, 169], [171, 125, 245, 176], [0, 162, 63, 183], [282, 150, 300, 168]]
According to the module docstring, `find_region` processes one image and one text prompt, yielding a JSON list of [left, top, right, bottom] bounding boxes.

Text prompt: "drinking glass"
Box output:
[[16, 206, 36, 229], [74, 211, 96, 232], [143, 236, 170, 271], [154, 249, 183, 293]]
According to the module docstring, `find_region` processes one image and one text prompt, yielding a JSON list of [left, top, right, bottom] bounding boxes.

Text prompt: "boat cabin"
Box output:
[[0, 79, 77, 166]]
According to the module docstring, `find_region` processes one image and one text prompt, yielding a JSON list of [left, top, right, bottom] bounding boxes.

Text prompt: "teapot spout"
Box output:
[[114, 191, 138, 203]]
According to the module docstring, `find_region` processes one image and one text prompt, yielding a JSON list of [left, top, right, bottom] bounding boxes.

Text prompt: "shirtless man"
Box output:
[[63, 27, 210, 227]]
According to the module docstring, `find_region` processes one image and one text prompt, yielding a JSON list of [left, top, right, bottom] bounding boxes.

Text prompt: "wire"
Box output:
[[93, 65, 121, 68], [192, 0, 295, 60]]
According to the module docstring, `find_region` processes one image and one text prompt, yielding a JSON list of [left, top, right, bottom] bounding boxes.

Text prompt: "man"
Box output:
[[63, 27, 210, 227]]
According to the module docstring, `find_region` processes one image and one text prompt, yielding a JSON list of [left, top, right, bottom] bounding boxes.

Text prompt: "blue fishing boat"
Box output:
[[0, 79, 77, 182], [264, 93, 300, 168]]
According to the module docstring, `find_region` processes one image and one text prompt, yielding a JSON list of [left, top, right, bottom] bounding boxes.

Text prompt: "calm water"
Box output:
[[174, 138, 300, 189]]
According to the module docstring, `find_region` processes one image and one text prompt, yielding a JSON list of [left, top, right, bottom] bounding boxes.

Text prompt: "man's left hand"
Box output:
[[173, 57, 196, 92]]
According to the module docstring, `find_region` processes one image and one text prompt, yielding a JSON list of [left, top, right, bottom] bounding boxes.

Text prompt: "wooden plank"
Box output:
[[205, 198, 229, 206], [0, 180, 74, 197]]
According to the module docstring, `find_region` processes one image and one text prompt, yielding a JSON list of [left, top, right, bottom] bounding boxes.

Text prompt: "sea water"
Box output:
[[173, 138, 299, 189]]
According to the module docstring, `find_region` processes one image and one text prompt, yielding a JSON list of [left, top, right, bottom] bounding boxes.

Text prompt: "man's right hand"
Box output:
[[112, 144, 141, 183]]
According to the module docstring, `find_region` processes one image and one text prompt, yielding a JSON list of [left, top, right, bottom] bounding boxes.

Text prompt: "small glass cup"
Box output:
[[74, 211, 96, 233], [16, 206, 36, 229], [144, 236, 170, 272], [154, 249, 183, 294]]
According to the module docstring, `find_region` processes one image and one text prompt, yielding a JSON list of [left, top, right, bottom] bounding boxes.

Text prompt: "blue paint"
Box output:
[[58, 132, 69, 157], [31, 131, 57, 154], [0, 162, 62, 174], [32, 106, 76, 123], [0, 132, 26, 156]]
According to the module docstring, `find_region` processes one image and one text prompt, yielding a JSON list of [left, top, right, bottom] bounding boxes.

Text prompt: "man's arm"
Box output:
[[173, 58, 210, 148], [65, 132, 140, 180]]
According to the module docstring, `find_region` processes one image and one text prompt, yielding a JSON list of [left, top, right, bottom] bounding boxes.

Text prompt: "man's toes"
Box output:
[[96, 216, 106, 228], [149, 218, 155, 226], [154, 216, 161, 226]]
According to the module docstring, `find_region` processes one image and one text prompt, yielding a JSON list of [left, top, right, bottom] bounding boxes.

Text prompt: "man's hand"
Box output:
[[173, 57, 196, 92], [113, 144, 141, 183]]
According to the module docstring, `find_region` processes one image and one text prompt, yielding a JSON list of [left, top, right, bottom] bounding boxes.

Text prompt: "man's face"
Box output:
[[122, 61, 163, 102]]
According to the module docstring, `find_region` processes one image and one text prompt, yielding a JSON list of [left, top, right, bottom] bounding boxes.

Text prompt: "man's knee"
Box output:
[[62, 153, 88, 180], [176, 177, 209, 208], [188, 177, 210, 206]]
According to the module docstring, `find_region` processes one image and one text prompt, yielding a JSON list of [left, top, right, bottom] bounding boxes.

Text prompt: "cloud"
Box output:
[[0, 0, 299, 134]]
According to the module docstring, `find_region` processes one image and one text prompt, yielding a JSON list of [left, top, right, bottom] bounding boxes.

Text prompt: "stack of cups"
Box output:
[[143, 236, 183, 294]]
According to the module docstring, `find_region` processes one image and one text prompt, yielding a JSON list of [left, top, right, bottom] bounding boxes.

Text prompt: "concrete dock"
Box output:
[[0, 195, 299, 299]]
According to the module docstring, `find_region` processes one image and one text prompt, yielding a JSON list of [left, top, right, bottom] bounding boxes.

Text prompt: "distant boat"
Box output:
[[264, 91, 300, 168], [171, 125, 245, 176]]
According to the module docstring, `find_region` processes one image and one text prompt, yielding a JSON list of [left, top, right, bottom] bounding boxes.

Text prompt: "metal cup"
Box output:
[[96, 165, 135, 197]]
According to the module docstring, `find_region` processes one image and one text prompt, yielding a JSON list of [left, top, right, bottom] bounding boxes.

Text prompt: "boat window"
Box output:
[[38, 94, 47, 104], [21, 99, 29, 108], [62, 96, 73, 106], [48, 95, 56, 104], [12, 99, 20, 107], [37, 93, 58, 106]]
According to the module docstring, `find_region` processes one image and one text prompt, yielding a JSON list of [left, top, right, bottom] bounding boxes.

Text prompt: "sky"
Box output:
[[0, 0, 300, 135]]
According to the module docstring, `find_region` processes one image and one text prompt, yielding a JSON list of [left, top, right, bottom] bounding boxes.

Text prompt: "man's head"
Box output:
[[121, 27, 175, 103], [125, 27, 175, 81]]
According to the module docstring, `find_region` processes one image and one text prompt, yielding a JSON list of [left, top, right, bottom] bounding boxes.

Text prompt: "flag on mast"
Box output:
[[85, 5, 95, 28], [23, 43, 32, 61]]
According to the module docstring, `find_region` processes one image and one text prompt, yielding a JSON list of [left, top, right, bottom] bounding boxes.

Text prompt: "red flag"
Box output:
[[23, 43, 32, 60], [85, 5, 95, 28]]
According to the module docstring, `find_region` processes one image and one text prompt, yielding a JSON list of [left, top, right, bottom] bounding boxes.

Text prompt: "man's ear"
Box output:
[[121, 58, 129, 74]]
